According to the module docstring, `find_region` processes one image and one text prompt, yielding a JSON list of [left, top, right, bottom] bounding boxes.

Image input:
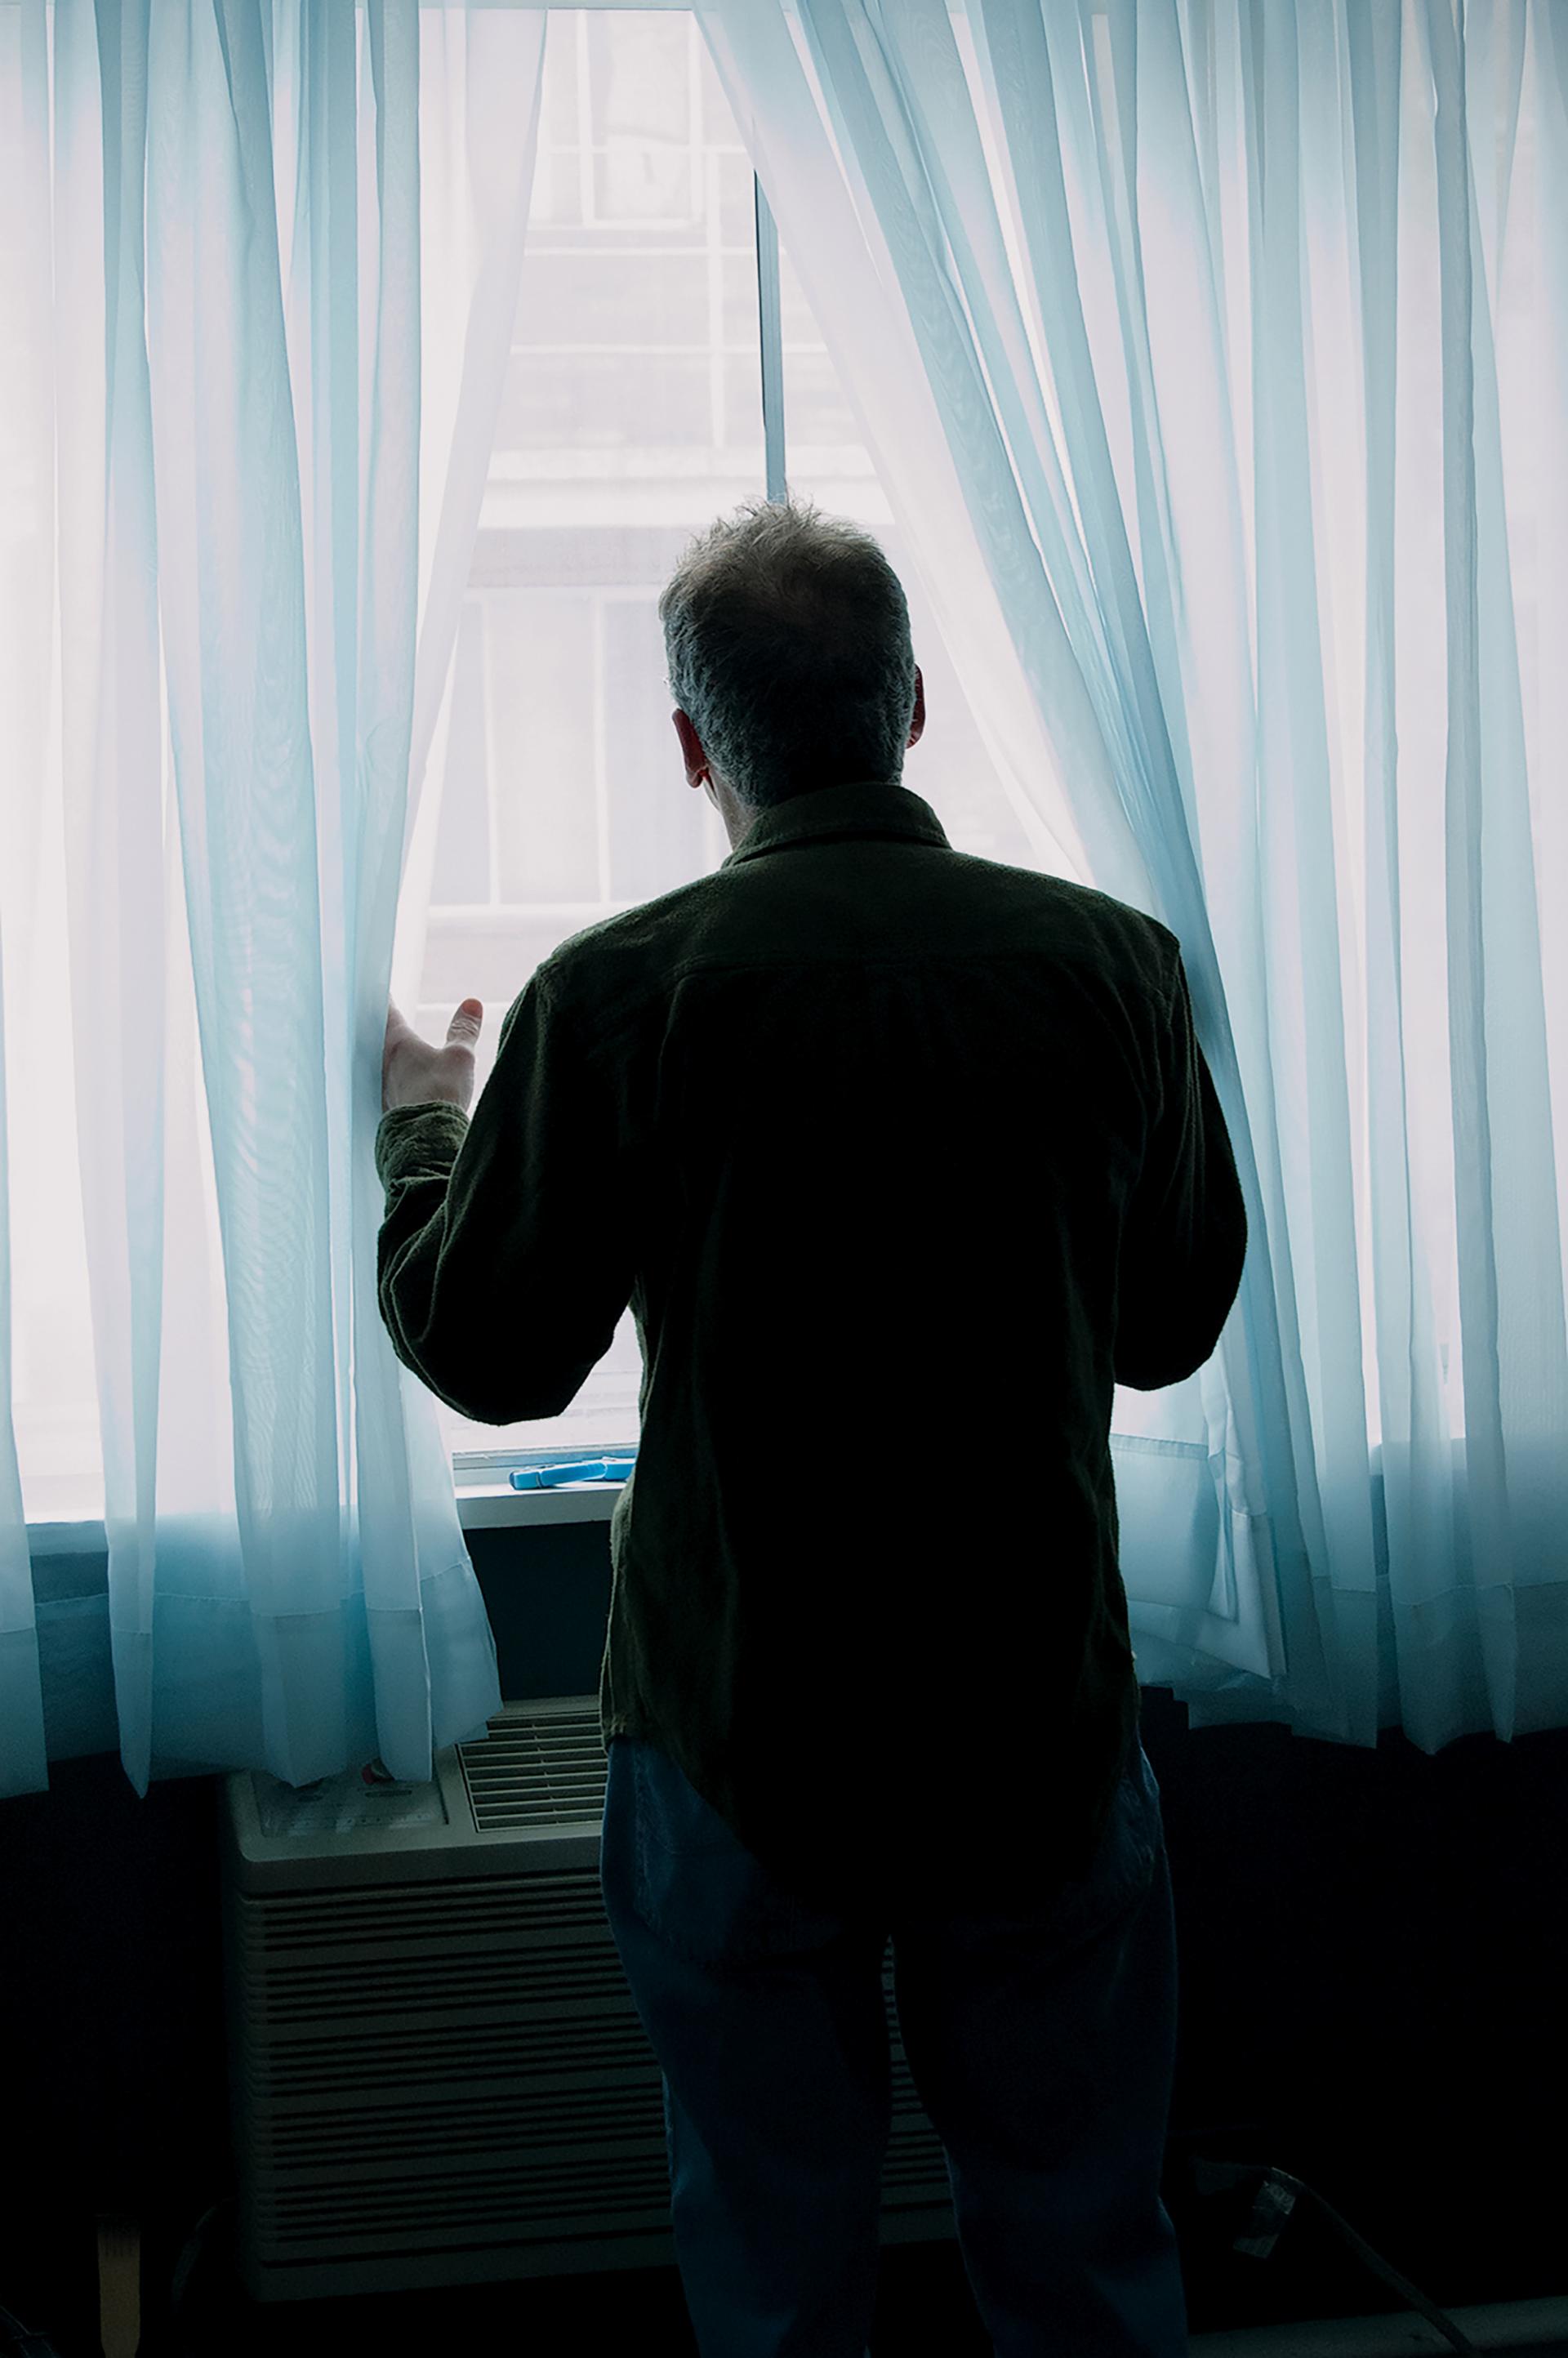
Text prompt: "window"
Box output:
[[406, 8, 1053, 1473]]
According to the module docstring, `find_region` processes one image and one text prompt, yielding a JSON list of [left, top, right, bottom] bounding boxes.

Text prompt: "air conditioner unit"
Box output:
[[221, 1695, 959, 2303]]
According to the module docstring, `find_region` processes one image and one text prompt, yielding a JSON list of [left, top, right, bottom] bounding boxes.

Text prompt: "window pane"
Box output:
[[587, 12, 691, 154], [407, 8, 760, 1467], [488, 593, 600, 904], [430, 602, 490, 906], [497, 349, 716, 452], [595, 143, 697, 228], [603, 595, 710, 903], [513, 251, 709, 350]]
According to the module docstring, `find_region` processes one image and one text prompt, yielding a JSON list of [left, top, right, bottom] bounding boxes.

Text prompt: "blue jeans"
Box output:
[[599, 1730, 1188, 2358]]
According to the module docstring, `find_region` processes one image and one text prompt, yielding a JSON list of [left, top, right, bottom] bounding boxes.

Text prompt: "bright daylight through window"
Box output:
[[403, 8, 1050, 1475], [4, 7, 1050, 1524], [10, 2, 1532, 1518]]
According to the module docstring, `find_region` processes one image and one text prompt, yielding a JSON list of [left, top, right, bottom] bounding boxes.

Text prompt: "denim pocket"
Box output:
[[1034, 1740, 1163, 1954], [626, 1736, 851, 1970], [915, 1738, 1164, 1962]]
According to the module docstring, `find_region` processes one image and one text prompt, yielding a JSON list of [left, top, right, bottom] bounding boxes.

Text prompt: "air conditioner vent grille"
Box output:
[[254, 2083, 668, 2163], [240, 2013, 660, 2094], [259, 2156, 675, 2244], [238, 1879, 608, 1948], [457, 1705, 607, 1830]]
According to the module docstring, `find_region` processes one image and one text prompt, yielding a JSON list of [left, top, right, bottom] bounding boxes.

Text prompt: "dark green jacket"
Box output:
[[376, 778, 1246, 1916]]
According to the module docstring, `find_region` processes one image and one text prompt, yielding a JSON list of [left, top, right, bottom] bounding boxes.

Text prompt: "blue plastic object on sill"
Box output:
[[509, 1455, 638, 1490]]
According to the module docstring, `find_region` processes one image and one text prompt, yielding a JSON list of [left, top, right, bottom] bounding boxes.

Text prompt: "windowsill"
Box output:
[[454, 1479, 624, 1530], [24, 1478, 625, 1558]]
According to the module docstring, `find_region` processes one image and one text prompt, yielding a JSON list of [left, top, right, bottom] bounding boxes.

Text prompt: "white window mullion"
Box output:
[[688, 11, 702, 219], [708, 142, 726, 450], [576, 11, 595, 227], [593, 594, 611, 903], [482, 602, 501, 908], [754, 171, 786, 500]]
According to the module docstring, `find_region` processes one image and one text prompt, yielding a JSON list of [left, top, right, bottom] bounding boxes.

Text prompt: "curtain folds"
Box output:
[[3, 0, 1566, 1802], [692, 0, 1568, 1754], [0, 0, 546, 1801]]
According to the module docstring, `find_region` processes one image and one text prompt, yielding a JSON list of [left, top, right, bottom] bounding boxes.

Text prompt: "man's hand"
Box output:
[[382, 1000, 484, 1115]]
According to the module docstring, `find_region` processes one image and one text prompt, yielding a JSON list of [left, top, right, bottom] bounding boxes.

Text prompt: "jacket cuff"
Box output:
[[374, 1101, 471, 1190]]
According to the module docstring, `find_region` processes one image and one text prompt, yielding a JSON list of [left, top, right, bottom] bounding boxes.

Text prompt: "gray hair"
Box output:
[[659, 493, 918, 811]]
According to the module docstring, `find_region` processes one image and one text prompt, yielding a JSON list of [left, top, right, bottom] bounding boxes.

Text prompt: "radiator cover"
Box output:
[[221, 1696, 956, 2302]]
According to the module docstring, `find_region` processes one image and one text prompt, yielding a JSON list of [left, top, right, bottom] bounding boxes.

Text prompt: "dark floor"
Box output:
[[147, 2222, 992, 2356], [22, 2192, 1566, 2358], [122, 2201, 1565, 2358]]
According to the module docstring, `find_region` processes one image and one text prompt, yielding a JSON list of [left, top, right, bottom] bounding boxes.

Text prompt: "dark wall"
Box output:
[[2, 1518, 1565, 2351]]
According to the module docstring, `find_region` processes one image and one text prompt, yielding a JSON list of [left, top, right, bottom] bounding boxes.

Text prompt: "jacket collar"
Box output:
[[721, 779, 951, 867]]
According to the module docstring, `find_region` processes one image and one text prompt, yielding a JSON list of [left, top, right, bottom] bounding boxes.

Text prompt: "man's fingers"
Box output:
[[448, 998, 483, 1046]]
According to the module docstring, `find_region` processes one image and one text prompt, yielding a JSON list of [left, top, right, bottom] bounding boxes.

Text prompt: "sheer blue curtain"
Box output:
[[6, 0, 1566, 1804], [0, 0, 546, 1801], [696, 0, 1568, 1751]]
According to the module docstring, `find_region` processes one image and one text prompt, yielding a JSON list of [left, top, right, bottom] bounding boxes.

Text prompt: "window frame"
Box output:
[[438, 17, 787, 1508]]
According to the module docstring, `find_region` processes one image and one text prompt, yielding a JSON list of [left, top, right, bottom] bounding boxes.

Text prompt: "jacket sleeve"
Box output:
[[1112, 945, 1248, 1392], [375, 968, 640, 1424]]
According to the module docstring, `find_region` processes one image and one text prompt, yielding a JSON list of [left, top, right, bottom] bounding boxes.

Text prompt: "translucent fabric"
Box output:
[[0, 0, 546, 1799], [692, 0, 1568, 1751]]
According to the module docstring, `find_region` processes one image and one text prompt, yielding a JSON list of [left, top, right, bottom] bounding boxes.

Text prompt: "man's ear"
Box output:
[[907, 665, 925, 749], [674, 707, 709, 788]]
